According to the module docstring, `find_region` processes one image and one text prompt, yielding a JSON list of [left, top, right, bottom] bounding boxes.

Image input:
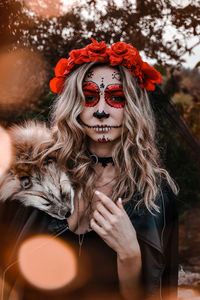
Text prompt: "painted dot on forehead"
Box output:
[[99, 77, 105, 95]]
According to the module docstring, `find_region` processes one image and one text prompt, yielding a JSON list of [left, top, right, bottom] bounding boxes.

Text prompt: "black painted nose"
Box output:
[[93, 110, 110, 119]]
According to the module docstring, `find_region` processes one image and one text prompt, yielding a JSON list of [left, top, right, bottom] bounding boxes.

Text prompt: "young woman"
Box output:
[[0, 39, 179, 300], [47, 39, 179, 300]]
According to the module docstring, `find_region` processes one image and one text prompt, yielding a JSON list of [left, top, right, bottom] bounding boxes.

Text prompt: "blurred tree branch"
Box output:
[[0, 0, 199, 67]]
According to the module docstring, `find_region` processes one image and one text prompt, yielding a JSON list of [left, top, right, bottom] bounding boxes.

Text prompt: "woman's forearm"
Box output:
[[117, 250, 142, 300]]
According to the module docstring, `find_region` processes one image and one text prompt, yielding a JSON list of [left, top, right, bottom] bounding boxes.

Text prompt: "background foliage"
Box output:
[[0, 0, 200, 212]]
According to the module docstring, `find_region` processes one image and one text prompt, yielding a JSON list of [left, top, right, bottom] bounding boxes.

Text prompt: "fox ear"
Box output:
[[8, 121, 52, 164]]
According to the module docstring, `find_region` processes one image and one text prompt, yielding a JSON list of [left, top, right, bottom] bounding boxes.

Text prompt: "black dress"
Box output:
[[0, 180, 178, 300]]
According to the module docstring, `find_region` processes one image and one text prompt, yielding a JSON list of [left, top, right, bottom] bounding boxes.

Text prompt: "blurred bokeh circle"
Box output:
[[0, 127, 12, 177], [18, 235, 77, 290], [0, 48, 48, 120]]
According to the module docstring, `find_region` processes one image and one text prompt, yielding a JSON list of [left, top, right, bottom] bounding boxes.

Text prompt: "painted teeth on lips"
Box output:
[[93, 125, 111, 132]]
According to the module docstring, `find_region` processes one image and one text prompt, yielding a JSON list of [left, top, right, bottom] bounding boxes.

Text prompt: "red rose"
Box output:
[[109, 54, 123, 65], [122, 59, 141, 77], [63, 60, 75, 75], [55, 58, 69, 77], [109, 42, 132, 65], [86, 38, 109, 62], [49, 76, 66, 94], [69, 48, 90, 65], [140, 62, 162, 91], [126, 48, 142, 67], [109, 42, 142, 68], [111, 42, 129, 55]]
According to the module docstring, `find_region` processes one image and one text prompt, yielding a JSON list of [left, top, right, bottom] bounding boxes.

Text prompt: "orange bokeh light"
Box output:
[[178, 287, 200, 299], [0, 48, 48, 118], [23, 0, 78, 18], [143, 287, 200, 300], [18, 235, 77, 290], [0, 127, 12, 177]]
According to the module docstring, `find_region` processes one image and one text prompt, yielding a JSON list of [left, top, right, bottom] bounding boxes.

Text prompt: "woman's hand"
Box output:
[[91, 190, 142, 299], [90, 190, 140, 260]]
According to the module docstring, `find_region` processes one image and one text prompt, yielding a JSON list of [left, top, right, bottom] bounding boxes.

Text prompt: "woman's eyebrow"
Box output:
[[83, 87, 99, 92], [105, 84, 124, 92], [82, 81, 99, 92]]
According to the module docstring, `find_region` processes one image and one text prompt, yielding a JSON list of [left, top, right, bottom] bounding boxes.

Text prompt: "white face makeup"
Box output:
[[79, 65, 125, 144]]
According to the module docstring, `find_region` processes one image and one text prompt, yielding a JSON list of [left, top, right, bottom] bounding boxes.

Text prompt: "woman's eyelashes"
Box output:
[[105, 85, 125, 108], [83, 82, 99, 107], [84, 94, 99, 107], [83, 82, 125, 108]]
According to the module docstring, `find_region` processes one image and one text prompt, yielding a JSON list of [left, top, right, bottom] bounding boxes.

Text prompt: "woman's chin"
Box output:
[[97, 135, 112, 143], [88, 133, 112, 143], [87, 134, 122, 145]]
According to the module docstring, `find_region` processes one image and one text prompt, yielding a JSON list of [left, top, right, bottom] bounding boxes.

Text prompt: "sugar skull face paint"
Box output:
[[82, 79, 125, 108], [79, 65, 126, 145], [105, 84, 125, 108]]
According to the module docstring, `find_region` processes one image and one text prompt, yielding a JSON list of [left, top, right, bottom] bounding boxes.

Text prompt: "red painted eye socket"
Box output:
[[82, 82, 100, 107], [105, 84, 125, 108]]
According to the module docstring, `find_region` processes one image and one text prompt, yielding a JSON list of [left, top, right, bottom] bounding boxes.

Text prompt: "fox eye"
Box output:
[[19, 176, 32, 189]]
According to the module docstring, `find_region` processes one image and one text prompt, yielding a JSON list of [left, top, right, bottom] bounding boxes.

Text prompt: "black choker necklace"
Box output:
[[87, 150, 114, 167]]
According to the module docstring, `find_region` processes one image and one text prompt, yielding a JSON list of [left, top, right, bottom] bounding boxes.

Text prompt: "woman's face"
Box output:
[[79, 65, 125, 144]]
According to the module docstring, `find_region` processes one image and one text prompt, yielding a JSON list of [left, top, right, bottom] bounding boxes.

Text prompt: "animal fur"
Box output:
[[0, 121, 74, 220]]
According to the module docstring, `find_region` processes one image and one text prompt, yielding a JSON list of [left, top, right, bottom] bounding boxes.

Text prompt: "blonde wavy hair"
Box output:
[[46, 61, 179, 213]]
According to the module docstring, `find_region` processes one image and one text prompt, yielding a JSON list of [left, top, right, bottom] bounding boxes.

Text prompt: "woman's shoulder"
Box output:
[[125, 178, 178, 217], [124, 178, 178, 253]]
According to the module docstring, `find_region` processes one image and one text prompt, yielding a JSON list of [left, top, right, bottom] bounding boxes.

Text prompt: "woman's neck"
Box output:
[[88, 139, 118, 157]]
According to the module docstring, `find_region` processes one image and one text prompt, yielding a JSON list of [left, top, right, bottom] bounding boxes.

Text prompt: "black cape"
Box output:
[[0, 180, 178, 300]]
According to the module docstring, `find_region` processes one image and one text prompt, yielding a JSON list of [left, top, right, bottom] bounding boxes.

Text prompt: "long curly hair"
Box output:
[[46, 61, 179, 213]]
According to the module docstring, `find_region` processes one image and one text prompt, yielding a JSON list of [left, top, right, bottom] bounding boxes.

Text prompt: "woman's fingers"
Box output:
[[116, 197, 124, 210], [93, 209, 113, 231], [96, 203, 112, 220], [90, 218, 106, 236], [95, 190, 120, 215], [93, 209, 106, 225]]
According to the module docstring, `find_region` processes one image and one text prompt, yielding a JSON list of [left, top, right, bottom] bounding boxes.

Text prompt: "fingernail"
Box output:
[[118, 197, 122, 203], [95, 190, 100, 195]]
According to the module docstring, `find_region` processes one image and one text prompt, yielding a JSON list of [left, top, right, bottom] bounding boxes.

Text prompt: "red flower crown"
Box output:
[[50, 38, 162, 94]]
